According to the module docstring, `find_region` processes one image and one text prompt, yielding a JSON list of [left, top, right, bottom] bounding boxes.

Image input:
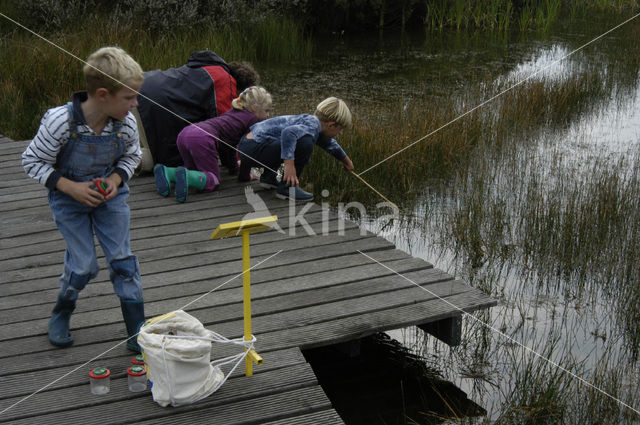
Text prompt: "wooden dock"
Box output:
[[0, 137, 496, 424]]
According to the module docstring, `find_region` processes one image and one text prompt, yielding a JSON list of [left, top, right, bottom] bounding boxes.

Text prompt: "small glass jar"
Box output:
[[89, 367, 111, 395], [131, 354, 145, 365], [127, 365, 147, 392]]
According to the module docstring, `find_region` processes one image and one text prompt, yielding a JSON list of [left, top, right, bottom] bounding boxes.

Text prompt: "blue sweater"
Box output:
[[249, 114, 346, 161]]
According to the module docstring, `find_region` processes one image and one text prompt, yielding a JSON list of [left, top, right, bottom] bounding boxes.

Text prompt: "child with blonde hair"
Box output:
[[154, 86, 271, 202], [22, 46, 146, 351], [237, 96, 354, 201]]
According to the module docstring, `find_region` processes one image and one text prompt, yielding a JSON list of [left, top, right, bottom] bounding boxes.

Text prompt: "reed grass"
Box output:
[[0, 15, 311, 140], [302, 64, 616, 212], [301, 18, 640, 422], [423, 0, 562, 32], [422, 0, 639, 32]]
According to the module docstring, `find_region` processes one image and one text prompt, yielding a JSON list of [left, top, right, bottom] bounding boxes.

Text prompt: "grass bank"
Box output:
[[0, 15, 311, 140]]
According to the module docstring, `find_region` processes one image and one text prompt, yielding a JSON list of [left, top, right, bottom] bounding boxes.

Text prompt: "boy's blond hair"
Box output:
[[315, 97, 352, 128], [83, 46, 144, 95], [232, 86, 272, 111]]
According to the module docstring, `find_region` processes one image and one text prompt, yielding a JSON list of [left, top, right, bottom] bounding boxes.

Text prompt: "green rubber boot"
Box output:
[[175, 166, 207, 203], [153, 164, 177, 197]]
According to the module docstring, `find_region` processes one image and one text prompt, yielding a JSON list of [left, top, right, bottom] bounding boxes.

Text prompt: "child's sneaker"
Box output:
[[259, 172, 279, 189], [276, 184, 314, 202]]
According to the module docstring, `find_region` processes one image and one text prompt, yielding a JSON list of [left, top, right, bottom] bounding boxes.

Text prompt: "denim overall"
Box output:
[[47, 102, 144, 349]]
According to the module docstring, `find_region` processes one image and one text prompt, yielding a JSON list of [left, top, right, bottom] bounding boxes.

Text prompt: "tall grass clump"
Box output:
[[303, 62, 615, 214], [253, 18, 313, 62], [495, 337, 577, 424], [422, 0, 638, 33], [303, 95, 489, 210], [423, 0, 562, 32], [0, 12, 311, 140]]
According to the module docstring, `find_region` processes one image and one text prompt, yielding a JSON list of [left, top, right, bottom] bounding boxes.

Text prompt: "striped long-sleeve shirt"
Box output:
[[22, 91, 142, 190]]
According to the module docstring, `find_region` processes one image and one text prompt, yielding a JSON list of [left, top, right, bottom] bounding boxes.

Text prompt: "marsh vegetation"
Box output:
[[302, 11, 640, 425], [2, 1, 640, 423]]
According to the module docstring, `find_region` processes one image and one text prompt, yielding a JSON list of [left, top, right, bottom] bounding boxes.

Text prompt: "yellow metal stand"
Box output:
[[210, 215, 277, 376]]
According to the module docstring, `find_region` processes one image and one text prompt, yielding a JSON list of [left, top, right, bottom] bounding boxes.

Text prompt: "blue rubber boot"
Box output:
[[48, 296, 76, 347], [175, 166, 207, 203], [48, 272, 88, 348], [121, 300, 146, 352], [153, 164, 177, 197]]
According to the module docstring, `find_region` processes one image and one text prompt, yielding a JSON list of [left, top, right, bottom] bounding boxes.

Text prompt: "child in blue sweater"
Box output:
[[237, 97, 354, 201]]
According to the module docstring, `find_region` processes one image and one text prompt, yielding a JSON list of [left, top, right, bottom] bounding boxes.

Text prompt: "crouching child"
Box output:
[[237, 97, 354, 201]]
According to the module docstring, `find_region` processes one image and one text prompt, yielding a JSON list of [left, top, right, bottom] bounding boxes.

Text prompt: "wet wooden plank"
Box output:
[[0, 346, 306, 400], [0, 364, 333, 425], [0, 137, 494, 424], [262, 409, 344, 424]]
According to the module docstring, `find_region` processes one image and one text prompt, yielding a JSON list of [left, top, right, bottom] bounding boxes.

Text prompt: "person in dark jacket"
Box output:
[[137, 50, 259, 167]]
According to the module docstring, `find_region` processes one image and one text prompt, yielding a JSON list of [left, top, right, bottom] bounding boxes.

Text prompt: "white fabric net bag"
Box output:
[[138, 310, 255, 407]]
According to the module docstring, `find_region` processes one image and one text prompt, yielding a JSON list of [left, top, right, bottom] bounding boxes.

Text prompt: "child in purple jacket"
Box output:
[[153, 86, 271, 202]]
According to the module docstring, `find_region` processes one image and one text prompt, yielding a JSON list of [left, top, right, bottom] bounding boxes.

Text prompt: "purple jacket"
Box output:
[[194, 108, 258, 146]]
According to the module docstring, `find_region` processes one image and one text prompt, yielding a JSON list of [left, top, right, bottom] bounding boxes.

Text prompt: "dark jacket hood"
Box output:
[[186, 50, 229, 71]]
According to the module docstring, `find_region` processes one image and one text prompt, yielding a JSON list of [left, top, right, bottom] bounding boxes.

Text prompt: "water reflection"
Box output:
[[263, 10, 640, 422]]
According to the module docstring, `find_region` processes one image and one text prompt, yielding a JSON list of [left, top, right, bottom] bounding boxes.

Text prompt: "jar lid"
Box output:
[[131, 354, 145, 365], [89, 367, 111, 379], [127, 365, 146, 376]]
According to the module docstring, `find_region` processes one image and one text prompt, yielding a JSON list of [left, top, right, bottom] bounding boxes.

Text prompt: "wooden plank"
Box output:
[[133, 386, 333, 425], [0, 258, 440, 342], [0, 218, 387, 282], [0, 178, 267, 214], [0, 255, 424, 326], [0, 213, 362, 271], [262, 409, 344, 424], [0, 346, 305, 399], [256, 290, 496, 351], [0, 205, 356, 260], [0, 241, 401, 314], [0, 228, 391, 293], [0, 136, 496, 425], [0, 255, 419, 360], [0, 364, 327, 424], [0, 273, 487, 371], [0, 191, 331, 243]]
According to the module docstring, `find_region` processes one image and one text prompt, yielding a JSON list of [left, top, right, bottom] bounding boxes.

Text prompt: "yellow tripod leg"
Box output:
[[242, 230, 254, 376]]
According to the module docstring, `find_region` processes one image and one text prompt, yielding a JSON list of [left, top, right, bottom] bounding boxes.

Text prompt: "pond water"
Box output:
[[263, 11, 640, 424]]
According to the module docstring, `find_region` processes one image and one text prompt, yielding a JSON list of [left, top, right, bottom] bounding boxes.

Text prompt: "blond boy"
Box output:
[[237, 97, 354, 201], [22, 46, 146, 350]]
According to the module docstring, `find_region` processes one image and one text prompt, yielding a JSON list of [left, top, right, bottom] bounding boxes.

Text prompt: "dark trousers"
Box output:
[[238, 134, 315, 179]]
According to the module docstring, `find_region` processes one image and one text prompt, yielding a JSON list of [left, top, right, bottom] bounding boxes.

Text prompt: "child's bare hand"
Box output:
[[58, 179, 104, 207], [282, 160, 299, 187], [101, 174, 122, 201], [342, 156, 354, 173]]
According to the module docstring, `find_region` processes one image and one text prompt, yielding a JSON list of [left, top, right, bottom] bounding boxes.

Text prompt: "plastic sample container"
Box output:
[[89, 367, 111, 395], [127, 365, 147, 392], [131, 354, 145, 365]]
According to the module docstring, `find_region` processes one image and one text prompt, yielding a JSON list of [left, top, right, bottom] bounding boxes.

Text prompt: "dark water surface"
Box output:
[[263, 11, 640, 424]]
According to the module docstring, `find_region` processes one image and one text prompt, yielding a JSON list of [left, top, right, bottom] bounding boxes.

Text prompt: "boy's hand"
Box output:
[[56, 178, 104, 207], [101, 173, 122, 201], [341, 156, 354, 173], [282, 159, 298, 187]]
